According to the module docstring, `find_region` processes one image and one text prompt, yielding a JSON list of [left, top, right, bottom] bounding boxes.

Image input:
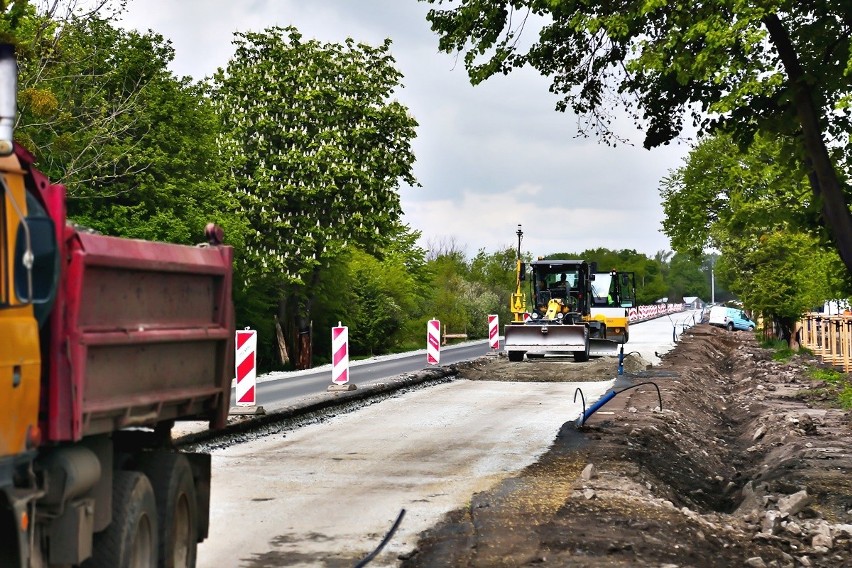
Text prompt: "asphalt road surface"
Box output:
[[237, 310, 702, 411], [205, 311, 702, 567]]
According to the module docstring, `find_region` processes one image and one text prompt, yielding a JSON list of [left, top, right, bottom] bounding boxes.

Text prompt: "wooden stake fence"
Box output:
[[798, 313, 852, 372]]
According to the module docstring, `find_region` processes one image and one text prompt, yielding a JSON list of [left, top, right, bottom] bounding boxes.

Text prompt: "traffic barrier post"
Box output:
[[427, 319, 441, 365], [328, 322, 357, 392], [230, 327, 265, 416], [488, 314, 499, 351]]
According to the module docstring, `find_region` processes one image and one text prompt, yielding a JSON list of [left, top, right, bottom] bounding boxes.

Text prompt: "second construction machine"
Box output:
[[504, 259, 634, 362]]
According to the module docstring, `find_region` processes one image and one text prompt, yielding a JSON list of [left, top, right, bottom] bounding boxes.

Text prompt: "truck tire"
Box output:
[[508, 351, 524, 362], [727, 322, 735, 331], [85, 471, 158, 568], [136, 453, 198, 568]]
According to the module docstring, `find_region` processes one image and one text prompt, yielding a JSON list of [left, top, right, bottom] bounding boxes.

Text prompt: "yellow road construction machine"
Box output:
[[589, 269, 636, 344], [505, 260, 635, 361], [505, 259, 595, 361]]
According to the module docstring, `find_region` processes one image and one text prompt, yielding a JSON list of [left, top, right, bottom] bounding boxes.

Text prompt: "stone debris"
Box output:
[[581, 463, 596, 480], [777, 490, 811, 516]]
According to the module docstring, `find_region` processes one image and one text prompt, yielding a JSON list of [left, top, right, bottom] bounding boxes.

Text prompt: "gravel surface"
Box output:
[[402, 325, 852, 568]]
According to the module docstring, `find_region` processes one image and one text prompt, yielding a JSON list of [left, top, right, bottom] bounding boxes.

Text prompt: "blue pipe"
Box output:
[[580, 390, 617, 425]]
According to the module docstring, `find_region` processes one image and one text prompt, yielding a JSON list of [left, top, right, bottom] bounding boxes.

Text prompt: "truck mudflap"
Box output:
[[504, 323, 588, 360], [589, 339, 620, 357]]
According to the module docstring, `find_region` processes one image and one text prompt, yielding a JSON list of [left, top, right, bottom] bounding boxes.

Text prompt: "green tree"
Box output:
[[662, 133, 847, 342], [421, 1, 852, 278], [718, 229, 841, 342], [667, 253, 710, 302], [3, 4, 236, 245], [468, 245, 519, 327], [213, 26, 418, 369]]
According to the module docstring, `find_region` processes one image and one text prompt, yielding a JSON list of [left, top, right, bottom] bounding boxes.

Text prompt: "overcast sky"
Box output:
[[117, 0, 694, 259]]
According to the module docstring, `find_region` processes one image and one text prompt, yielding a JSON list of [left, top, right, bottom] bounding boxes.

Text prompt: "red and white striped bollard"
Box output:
[[488, 314, 499, 350], [427, 319, 441, 365], [328, 322, 357, 391], [235, 328, 257, 407]]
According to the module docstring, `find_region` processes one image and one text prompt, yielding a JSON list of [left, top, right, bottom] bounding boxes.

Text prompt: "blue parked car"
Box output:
[[708, 305, 756, 331]]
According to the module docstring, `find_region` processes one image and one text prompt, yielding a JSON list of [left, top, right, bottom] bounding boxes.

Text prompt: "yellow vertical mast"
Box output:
[[510, 224, 527, 322]]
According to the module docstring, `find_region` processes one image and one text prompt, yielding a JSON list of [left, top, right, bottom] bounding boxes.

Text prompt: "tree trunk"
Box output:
[[292, 267, 322, 370], [274, 314, 290, 366], [277, 298, 296, 369], [763, 14, 852, 276], [296, 314, 312, 370]]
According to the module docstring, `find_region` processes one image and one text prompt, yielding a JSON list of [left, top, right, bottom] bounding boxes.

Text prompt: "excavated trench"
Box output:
[[402, 326, 852, 568]]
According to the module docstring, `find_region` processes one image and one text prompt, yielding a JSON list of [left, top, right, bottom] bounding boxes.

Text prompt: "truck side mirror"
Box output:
[[15, 216, 58, 304]]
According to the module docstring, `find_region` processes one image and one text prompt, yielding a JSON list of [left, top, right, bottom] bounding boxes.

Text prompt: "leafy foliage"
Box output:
[[662, 132, 848, 341], [420, 0, 852, 279], [4, 4, 237, 245], [212, 26, 418, 286], [211, 26, 419, 368]]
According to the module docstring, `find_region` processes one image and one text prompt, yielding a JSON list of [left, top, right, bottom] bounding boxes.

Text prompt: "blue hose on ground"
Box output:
[[578, 390, 617, 425], [576, 382, 663, 426]]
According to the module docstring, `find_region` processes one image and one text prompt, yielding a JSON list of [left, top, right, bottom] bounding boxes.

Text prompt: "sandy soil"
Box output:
[[401, 325, 852, 568]]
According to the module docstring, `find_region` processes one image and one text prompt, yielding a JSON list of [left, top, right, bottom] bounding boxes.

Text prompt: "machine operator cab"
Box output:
[[530, 260, 592, 322], [591, 270, 636, 308]]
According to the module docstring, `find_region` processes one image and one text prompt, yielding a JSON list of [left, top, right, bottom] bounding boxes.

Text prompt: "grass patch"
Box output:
[[807, 366, 845, 384], [759, 337, 787, 350], [758, 337, 812, 362], [796, 366, 852, 409], [759, 337, 796, 361], [840, 386, 852, 409]]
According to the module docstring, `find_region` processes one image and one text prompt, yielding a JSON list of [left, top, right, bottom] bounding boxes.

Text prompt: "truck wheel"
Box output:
[[137, 453, 198, 568], [727, 322, 735, 331], [508, 351, 524, 362], [85, 471, 158, 568]]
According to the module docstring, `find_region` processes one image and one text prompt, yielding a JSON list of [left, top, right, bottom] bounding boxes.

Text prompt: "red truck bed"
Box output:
[[43, 227, 235, 442]]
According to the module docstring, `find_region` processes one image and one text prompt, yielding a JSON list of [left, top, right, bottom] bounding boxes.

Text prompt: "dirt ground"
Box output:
[[400, 324, 852, 568]]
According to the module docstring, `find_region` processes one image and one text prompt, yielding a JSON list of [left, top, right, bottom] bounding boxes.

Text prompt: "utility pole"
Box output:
[[710, 255, 716, 304]]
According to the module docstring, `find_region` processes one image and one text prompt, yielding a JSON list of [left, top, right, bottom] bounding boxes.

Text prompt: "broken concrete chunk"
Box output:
[[812, 531, 833, 548], [778, 490, 811, 516], [583, 489, 596, 500], [581, 463, 597, 480], [752, 425, 766, 441], [762, 510, 784, 535], [745, 556, 767, 567], [736, 481, 767, 514], [784, 521, 803, 536]]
